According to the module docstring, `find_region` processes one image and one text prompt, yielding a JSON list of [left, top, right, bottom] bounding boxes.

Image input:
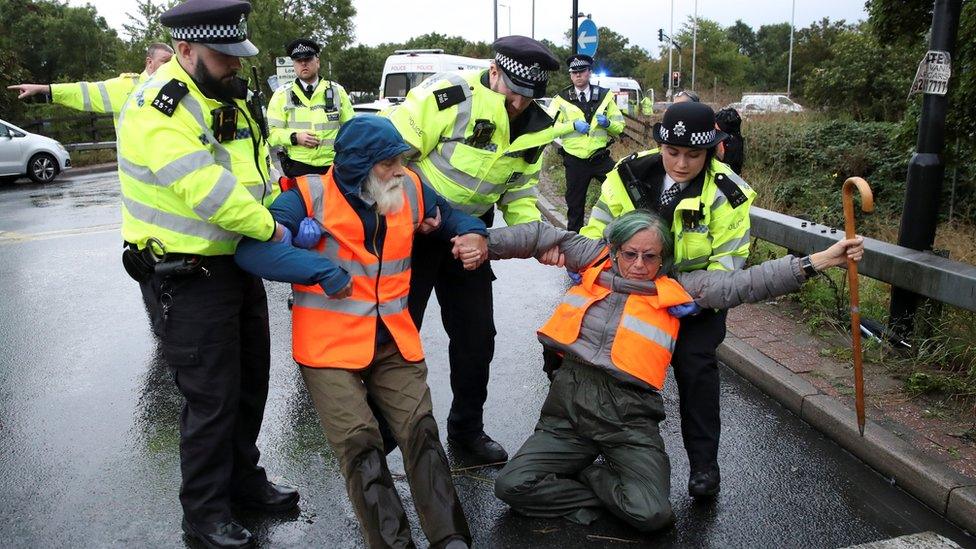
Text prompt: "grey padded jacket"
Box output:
[[488, 222, 810, 389]]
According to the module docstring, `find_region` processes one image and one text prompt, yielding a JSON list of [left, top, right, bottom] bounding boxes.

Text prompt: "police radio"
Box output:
[[247, 66, 270, 140]]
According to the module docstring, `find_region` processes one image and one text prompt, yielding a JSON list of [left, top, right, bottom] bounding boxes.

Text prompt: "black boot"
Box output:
[[448, 431, 508, 464], [182, 518, 253, 549], [232, 480, 300, 512], [688, 466, 721, 498]]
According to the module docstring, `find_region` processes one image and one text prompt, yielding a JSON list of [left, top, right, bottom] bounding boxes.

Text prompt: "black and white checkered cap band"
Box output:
[[688, 129, 716, 146], [292, 43, 316, 56], [658, 126, 670, 141], [494, 52, 549, 83], [171, 17, 247, 43], [569, 58, 591, 70]]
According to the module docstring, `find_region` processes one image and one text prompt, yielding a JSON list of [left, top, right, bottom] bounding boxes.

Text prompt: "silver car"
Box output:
[[0, 119, 71, 184]]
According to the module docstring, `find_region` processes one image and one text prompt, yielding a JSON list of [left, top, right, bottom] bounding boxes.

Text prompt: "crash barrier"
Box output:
[[21, 113, 116, 152], [750, 207, 976, 313]]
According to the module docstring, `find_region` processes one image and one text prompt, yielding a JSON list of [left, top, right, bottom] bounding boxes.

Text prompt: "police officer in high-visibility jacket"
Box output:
[[384, 35, 572, 463], [580, 101, 756, 500], [116, 1, 298, 547], [7, 43, 173, 121], [266, 38, 354, 177], [548, 54, 625, 233]]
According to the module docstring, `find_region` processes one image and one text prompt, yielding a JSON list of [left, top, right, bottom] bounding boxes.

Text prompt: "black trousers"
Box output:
[[563, 150, 616, 233], [140, 256, 271, 523], [408, 231, 496, 439], [281, 156, 330, 178], [671, 308, 727, 474]]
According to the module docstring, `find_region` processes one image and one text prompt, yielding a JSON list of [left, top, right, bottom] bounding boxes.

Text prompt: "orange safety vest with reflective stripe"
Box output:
[[290, 169, 425, 368], [537, 254, 692, 389]]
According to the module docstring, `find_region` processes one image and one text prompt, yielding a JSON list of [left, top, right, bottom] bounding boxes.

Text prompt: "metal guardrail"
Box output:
[[751, 207, 976, 313], [21, 112, 115, 151], [65, 141, 116, 152]]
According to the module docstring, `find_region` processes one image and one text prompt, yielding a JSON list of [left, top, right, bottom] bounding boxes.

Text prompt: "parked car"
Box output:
[[725, 93, 804, 115], [0, 119, 71, 183]]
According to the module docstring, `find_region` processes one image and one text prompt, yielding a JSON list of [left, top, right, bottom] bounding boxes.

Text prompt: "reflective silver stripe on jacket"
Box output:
[[193, 170, 239, 220], [293, 291, 409, 317], [619, 314, 676, 353], [122, 194, 237, 241], [267, 117, 286, 128], [96, 82, 113, 112], [590, 201, 614, 224], [80, 82, 92, 111], [712, 232, 752, 255], [119, 150, 217, 187], [426, 150, 507, 196], [498, 185, 537, 206], [429, 72, 474, 168], [560, 293, 590, 308]]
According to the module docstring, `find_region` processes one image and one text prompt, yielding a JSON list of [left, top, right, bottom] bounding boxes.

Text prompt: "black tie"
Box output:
[[306, 84, 314, 94], [579, 91, 586, 103]]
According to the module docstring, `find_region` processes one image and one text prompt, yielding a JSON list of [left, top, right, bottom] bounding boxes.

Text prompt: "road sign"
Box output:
[[275, 56, 296, 82], [577, 19, 599, 57]]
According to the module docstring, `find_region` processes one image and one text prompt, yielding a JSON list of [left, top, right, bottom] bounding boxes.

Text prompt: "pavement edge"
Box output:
[[534, 200, 976, 536]]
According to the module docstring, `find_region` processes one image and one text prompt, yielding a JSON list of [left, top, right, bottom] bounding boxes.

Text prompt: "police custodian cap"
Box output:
[[286, 38, 320, 60], [492, 35, 560, 99], [567, 54, 593, 72], [161, 0, 258, 57], [653, 101, 728, 149]]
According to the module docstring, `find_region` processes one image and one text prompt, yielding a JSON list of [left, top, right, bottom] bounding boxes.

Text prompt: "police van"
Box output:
[[353, 49, 491, 114], [589, 75, 647, 116]]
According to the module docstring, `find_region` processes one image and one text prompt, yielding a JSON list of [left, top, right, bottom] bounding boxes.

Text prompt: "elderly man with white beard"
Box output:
[[235, 115, 485, 548]]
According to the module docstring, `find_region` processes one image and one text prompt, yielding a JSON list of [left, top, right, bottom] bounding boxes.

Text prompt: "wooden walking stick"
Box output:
[[842, 177, 873, 436]]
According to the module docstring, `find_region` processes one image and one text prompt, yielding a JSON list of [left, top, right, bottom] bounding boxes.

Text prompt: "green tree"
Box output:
[[725, 19, 757, 57], [748, 23, 792, 91], [675, 17, 749, 93], [331, 44, 386, 94], [789, 18, 853, 100]]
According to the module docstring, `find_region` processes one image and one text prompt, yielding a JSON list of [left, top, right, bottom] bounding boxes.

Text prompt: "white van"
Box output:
[[353, 49, 491, 113], [589, 76, 646, 115]]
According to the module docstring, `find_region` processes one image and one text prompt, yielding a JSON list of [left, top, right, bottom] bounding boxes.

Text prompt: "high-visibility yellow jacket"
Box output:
[[547, 85, 624, 159], [116, 58, 277, 256], [384, 70, 573, 226], [50, 72, 146, 117], [266, 78, 354, 167], [640, 96, 654, 116], [581, 149, 755, 272]]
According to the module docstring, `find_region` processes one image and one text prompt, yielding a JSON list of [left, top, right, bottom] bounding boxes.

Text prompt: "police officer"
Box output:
[[385, 36, 572, 463], [7, 43, 174, 122], [116, 1, 298, 547], [548, 54, 625, 233], [580, 101, 756, 499], [267, 38, 354, 177]]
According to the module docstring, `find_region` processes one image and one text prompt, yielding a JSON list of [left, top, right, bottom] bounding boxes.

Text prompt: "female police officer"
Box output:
[[580, 101, 755, 498]]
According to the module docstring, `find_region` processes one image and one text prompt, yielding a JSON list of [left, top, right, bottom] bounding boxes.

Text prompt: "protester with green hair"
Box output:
[[452, 210, 864, 532]]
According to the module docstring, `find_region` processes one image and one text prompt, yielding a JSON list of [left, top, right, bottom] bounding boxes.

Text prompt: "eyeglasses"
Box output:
[[675, 90, 700, 102], [617, 249, 661, 264]]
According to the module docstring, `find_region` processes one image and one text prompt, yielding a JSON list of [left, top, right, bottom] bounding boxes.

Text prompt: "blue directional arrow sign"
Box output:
[[577, 19, 599, 57]]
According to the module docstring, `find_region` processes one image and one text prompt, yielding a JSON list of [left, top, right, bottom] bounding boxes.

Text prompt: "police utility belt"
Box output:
[[122, 238, 210, 282]]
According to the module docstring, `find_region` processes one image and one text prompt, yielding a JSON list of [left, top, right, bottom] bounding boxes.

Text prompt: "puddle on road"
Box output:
[[27, 186, 119, 208]]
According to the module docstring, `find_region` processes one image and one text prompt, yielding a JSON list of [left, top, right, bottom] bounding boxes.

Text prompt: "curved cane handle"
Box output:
[[842, 177, 874, 238]]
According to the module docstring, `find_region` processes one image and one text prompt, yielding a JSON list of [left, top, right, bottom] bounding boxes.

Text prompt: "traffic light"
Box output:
[[658, 29, 664, 42], [662, 72, 668, 89], [671, 71, 681, 89]]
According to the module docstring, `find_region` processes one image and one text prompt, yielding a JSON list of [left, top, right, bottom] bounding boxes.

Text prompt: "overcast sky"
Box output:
[[72, 0, 867, 56]]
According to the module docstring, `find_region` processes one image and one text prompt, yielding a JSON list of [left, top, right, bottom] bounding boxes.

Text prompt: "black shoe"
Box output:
[[448, 431, 508, 464], [233, 480, 300, 512], [688, 467, 721, 498], [181, 518, 253, 549]]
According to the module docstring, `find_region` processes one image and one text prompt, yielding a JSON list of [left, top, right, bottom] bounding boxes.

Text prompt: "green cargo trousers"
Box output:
[[300, 342, 470, 548], [494, 360, 674, 532]]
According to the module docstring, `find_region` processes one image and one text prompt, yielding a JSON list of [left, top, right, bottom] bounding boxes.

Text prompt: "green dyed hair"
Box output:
[[605, 209, 674, 275]]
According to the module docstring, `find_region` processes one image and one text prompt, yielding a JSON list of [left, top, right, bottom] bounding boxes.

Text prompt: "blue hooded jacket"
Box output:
[[235, 115, 487, 296]]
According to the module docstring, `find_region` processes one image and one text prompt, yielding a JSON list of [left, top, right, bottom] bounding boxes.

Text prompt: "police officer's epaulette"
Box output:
[[150, 79, 189, 117], [434, 84, 467, 111], [615, 150, 658, 173], [557, 85, 575, 100], [713, 171, 749, 208]]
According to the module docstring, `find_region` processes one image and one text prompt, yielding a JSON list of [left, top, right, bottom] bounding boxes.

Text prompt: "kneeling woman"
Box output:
[[469, 210, 863, 531]]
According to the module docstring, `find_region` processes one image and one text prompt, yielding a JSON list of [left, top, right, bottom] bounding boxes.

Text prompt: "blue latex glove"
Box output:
[[293, 217, 322, 249], [596, 114, 609, 128], [573, 120, 591, 134], [277, 224, 293, 246], [668, 302, 702, 318], [567, 269, 582, 285]]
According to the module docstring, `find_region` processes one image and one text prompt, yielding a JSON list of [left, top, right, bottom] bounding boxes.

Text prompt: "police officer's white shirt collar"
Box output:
[[298, 77, 319, 91], [573, 85, 591, 101], [661, 174, 689, 200]]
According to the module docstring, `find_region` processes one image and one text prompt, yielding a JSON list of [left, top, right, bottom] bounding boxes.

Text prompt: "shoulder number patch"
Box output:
[[713, 173, 749, 208], [434, 85, 467, 111], [151, 79, 189, 117]]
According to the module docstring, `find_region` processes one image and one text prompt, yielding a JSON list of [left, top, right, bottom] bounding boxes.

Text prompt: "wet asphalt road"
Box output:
[[0, 171, 973, 549]]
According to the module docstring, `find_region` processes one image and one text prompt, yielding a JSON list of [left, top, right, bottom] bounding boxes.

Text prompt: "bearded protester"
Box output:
[[235, 115, 488, 548], [451, 210, 863, 531]]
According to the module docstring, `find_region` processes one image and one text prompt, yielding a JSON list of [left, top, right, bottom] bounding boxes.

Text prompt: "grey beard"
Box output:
[[364, 173, 406, 215]]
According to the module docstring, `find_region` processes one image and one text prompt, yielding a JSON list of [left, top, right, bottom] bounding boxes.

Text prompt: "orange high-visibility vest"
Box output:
[[290, 169, 425, 368], [537, 254, 692, 389]]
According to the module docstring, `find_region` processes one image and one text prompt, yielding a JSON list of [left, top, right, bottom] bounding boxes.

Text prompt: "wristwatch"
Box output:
[[289, 132, 298, 146], [800, 255, 818, 278]]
